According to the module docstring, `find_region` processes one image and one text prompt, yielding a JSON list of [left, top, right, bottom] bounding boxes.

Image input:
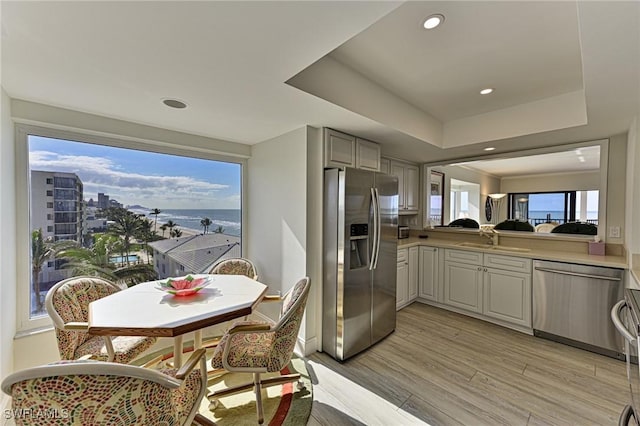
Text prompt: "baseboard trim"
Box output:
[[1, 394, 10, 414], [296, 335, 317, 357]]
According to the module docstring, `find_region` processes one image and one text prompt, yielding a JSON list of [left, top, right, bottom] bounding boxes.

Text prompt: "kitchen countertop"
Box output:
[[397, 237, 628, 269]]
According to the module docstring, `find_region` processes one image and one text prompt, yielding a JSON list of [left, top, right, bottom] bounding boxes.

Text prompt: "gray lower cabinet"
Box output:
[[408, 247, 419, 300], [444, 261, 483, 313], [483, 267, 531, 327], [397, 248, 409, 310], [443, 249, 532, 328], [418, 246, 438, 301], [397, 246, 420, 310]]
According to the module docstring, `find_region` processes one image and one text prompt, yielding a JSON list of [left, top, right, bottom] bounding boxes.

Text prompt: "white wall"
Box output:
[[435, 165, 500, 225], [607, 134, 627, 245], [1, 88, 17, 408], [500, 171, 600, 193], [247, 126, 321, 354], [626, 118, 640, 260]]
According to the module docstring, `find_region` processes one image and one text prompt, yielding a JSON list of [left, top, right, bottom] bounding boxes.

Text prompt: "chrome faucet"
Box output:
[[480, 228, 499, 246]]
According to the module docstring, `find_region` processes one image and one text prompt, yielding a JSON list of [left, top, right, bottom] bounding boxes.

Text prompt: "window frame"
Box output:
[[15, 123, 247, 334]]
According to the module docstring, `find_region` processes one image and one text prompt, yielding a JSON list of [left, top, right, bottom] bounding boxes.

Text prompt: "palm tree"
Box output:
[[159, 223, 168, 238], [170, 228, 183, 238], [105, 207, 145, 266], [200, 217, 212, 234], [165, 220, 178, 235], [149, 208, 162, 234], [31, 229, 75, 312], [213, 225, 225, 234], [57, 234, 157, 287], [135, 218, 154, 264]]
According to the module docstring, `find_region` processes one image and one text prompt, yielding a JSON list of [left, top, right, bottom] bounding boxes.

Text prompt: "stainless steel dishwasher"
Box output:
[[533, 260, 625, 359]]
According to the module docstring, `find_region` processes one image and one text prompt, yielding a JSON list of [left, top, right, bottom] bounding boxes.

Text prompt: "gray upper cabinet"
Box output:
[[390, 160, 419, 214], [355, 138, 381, 171], [379, 157, 390, 175], [324, 129, 380, 172], [324, 129, 356, 168]]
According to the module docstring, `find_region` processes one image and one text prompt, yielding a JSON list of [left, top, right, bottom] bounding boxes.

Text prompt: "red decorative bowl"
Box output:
[[157, 274, 211, 296]]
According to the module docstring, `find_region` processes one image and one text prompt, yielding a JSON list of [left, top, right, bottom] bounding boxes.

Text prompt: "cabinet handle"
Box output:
[[484, 268, 488, 272], [477, 267, 482, 271]]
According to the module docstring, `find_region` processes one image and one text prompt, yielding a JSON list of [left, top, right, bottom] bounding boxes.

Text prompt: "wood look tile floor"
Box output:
[[306, 302, 629, 425]]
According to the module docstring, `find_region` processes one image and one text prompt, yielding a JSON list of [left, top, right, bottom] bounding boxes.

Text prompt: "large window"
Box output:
[[449, 179, 480, 223], [24, 131, 243, 325], [508, 191, 599, 226]]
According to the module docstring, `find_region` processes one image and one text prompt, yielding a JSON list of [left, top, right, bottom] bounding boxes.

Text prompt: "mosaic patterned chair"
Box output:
[[208, 257, 258, 280], [208, 277, 310, 424], [45, 276, 157, 363], [1, 349, 215, 426]]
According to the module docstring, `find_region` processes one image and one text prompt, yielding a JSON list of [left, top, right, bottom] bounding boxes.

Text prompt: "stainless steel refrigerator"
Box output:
[[323, 168, 398, 361]]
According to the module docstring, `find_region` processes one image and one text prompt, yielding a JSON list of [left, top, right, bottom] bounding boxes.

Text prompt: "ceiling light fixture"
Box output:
[[480, 88, 494, 95], [484, 147, 496, 151], [162, 98, 187, 109], [423, 14, 444, 30]]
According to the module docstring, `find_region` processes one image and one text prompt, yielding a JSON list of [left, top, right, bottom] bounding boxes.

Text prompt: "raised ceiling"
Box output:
[[2, 1, 639, 163], [454, 145, 601, 178]]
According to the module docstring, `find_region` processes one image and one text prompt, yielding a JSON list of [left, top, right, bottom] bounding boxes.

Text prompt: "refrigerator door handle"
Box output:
[[372, 187, 381, 270], [370, 187, 378, 270]]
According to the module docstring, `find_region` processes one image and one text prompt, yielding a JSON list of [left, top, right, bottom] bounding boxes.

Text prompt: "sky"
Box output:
[[28, 135, 241, 209]]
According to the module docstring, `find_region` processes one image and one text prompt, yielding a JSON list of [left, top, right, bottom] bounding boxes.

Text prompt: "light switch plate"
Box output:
[[609, 226, 621, 238]]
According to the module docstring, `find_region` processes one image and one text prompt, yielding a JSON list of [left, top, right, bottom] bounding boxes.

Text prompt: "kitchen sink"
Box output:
[[456, 242, 531, 253]]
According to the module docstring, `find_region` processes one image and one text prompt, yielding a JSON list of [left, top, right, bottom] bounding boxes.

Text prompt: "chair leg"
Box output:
[[193, 413, 217, 426], [254, 372, 264, 425]]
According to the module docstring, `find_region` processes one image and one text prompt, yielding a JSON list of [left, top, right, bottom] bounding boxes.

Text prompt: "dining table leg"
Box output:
[[194, 330, 202, 349], [173, 335, 183, 368]]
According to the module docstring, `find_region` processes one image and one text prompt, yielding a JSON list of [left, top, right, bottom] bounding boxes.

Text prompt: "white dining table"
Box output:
[[88, 274, 268, 367]]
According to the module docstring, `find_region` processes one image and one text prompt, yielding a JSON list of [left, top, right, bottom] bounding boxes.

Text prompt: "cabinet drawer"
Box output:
[[484, 254, 531, 273], [397, 248, 408, 263], [445, 249, 483, 265]]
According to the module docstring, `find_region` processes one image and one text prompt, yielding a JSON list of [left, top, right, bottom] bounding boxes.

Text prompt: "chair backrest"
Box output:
[[1, 360, 193, 425], [267, 277, 310, 371], [45, 276, 121, 359], [494, 220, 535, 232], [448, 218, 479, 228], [535, 223, 557, 233], [208, 257, 258, 280], [551, 222, 598, 235]]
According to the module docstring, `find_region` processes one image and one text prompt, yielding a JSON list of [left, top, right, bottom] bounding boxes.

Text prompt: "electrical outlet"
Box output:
[[609, 226, 621, 238]]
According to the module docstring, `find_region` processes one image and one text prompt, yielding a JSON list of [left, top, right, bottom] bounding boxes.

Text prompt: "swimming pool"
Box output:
[[109, 255, 139, 263]]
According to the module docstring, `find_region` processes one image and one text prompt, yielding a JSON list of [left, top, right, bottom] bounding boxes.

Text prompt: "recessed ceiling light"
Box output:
[[480, 88, 494, 95], [484, 147, 496, 151], [423, 14, 444, 30], [162, 98, 187, 109]]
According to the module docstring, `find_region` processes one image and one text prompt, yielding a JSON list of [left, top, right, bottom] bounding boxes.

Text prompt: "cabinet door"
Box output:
[[444, 261, 483, 313], [419, 246, 438, 301], [324, 129, 355, 168], [397, 260, 409, 310], [483, 268, 531, 327], [390, 162, 405, 210], [379, 158, 390, 175], [355, 138, 381, 171], [405, 165, 420, 211], [408, 246, 419, 301]]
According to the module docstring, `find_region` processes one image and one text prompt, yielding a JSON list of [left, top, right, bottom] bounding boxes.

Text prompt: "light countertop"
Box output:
[[397, 237, 627, 269]]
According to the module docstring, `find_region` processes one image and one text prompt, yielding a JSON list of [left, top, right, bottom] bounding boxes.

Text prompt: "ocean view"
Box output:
[[529, 210, 598, 220], [129, 207, 241, 236]]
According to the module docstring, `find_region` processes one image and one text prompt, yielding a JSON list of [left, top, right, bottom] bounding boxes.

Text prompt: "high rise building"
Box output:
[[30, 171, 84, 284]]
